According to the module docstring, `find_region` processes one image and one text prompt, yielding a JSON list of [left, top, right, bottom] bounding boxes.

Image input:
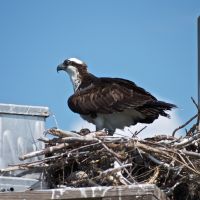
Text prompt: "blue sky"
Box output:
[[0, 1, 200, 132]]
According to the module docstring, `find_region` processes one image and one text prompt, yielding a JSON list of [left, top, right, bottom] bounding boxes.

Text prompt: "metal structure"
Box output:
[[0, 103, 49, 170], [0, 176, 39, 192], [198, 17, 200, 108]]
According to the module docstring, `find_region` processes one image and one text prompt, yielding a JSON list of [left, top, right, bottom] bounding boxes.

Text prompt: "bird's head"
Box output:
[[57, 58, 88, 91], [57, 58, 87, 74]]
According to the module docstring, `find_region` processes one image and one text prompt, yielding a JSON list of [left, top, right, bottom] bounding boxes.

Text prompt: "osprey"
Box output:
[[57, 58, 176, 133]]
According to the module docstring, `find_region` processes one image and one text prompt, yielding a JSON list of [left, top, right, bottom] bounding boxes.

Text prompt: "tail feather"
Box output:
[[148, 101, 177, 117], [136, 100, 177, 124], [151, 101, 177, 110]]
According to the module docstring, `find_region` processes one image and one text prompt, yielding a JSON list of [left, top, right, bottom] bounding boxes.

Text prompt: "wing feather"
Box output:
[[68, 78, 155, 115]]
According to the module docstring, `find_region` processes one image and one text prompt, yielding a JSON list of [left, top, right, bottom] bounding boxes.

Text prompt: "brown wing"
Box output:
[[68, 78, 157, 115]]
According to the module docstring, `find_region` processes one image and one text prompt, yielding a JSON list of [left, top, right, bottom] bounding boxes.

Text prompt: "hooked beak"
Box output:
[[57, 63, 66, 72]]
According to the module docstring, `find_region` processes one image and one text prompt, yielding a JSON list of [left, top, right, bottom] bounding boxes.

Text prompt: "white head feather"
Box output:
[[68, 58, 84, 65]]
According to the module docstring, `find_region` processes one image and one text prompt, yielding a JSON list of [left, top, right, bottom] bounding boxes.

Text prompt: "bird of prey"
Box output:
[[57, 58, 176, 133]]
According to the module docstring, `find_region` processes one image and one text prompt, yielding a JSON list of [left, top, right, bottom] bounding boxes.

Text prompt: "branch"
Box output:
[[19, 143, 69, 161], [172, 132, 200, 149], [172, 113, 198, 137], [100, 142, 125, 160], [132, 126, 147, 137], [46, 128, 81, 138], [181, 149, 200, 159], [96, 163, 132, 179], [147, 154, 172, 169], [191, 97, 200, 126]]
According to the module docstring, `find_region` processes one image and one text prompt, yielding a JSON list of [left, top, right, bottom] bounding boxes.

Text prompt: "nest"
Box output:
[[1, 105, 200, 200]]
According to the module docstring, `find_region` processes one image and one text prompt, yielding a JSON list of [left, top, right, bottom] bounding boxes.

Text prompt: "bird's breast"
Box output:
[[80, 109, 145, 131]]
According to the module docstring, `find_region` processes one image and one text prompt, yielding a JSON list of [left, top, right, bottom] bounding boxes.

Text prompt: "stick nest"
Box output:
[[1, 110, 200, 200]]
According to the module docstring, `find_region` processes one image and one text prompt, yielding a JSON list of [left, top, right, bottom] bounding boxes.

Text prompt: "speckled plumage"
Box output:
[[57, 58, 176, 132]]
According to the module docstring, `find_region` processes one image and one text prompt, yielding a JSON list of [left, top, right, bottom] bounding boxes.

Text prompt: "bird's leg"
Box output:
[[96, 127, 115, 135], [94, 116, 114, 135], [104, 128, 115, 135]]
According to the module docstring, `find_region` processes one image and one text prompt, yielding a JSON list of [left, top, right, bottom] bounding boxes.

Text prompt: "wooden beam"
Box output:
[[0, 184, 167, 200]]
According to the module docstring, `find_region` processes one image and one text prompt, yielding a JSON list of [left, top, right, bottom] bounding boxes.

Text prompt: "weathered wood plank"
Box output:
[[0, 184, 167, 200]]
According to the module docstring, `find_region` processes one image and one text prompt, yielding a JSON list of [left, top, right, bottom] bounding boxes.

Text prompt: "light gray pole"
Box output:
[[198, 17, 200, 108]]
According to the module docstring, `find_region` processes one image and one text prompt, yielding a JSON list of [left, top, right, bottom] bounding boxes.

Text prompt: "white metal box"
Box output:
[[0, 103, 49, 169]]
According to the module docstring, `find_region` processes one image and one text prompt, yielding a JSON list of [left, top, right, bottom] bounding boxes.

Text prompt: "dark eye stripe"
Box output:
[[63, 60, 69, 65]]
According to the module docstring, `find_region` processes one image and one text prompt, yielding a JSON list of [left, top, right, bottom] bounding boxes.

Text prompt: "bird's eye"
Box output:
[[64, 60, 70, 65]]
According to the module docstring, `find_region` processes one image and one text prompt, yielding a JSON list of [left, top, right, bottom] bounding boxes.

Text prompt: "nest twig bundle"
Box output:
[[1, 108, 200, 200]]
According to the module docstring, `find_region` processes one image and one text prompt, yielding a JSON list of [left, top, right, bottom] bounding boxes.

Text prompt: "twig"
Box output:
[[135, 142, 200, 175], [95, 163, 132, 179], [181, 149, 200, 159], [46, 128, 81, 138], [51, 136, 99, 143], [113, 161, 132, 185], [191, 97, 200, 126], [191, 97, 199, 110], [147, 154, 172, 169], [19, 143, 69, 161], [146, 167, 159, 184], [132, 126, 147, 137], [0, 166, 32, 173], [100, 142, 125, 160], [172, 113, 198, 137], [172, 132, 200, 148], [68, 141, 101, 154], [100, 141, 136, 183]]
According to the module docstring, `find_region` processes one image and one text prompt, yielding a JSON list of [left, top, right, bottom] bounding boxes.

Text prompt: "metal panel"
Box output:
[[0, 103, 50, 171], [0, 176, 39, 192], [0, 103, 49, 117], [198, 17, 200, 108]]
